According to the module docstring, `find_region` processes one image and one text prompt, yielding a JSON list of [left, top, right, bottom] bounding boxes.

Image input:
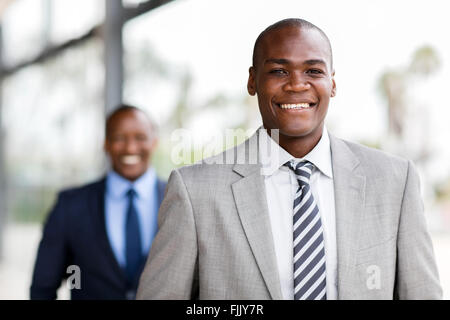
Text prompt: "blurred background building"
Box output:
[[0, 0, 449, 299]]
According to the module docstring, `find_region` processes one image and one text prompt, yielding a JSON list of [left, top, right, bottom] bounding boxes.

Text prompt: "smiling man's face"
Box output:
[[104, 109, 156, 181], [248, 25, 336, 147]]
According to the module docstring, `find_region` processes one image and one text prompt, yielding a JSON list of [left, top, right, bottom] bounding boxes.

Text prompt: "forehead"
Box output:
[[107, 110, 152, 133], [257, 26, 331, 67]]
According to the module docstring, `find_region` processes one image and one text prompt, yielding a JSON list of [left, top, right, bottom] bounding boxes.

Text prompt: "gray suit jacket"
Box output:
[[137, 131, 442, 299]]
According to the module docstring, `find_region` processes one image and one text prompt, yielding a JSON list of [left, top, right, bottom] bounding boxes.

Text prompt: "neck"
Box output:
[[267, 127, 324, 158]]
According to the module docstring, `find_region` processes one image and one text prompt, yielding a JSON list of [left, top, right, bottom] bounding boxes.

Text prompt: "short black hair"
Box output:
[[105, 104, 156, 138], [252, 18, 333, 69]]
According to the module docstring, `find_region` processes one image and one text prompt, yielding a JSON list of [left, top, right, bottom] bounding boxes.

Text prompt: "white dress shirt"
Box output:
[[259, 127, 337, 300]]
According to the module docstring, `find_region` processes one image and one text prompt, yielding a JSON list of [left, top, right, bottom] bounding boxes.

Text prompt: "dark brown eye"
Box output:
[[307, 69, 324, 74], [111, 135, 125, 142], [270, 69, 288, 75], [135, 135, 148, 142]]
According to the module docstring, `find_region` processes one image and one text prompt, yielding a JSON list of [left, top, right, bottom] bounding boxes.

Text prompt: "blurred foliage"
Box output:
[[409, 45, 441, 76], [377, 44, 450, 207], [435, 179, 450, 202], [9, 186, 57, 224], [378, 45, 440, 139]]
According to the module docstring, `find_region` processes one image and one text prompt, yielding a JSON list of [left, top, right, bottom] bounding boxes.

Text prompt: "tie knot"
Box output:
[[126, 188, 137, 199], [284, 160, 314, 186]]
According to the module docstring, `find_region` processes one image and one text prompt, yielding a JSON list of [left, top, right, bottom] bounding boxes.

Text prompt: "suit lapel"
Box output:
[[329, 135, 366, 299], [90, 178, 127, 287], [231, 134, 283, 300]]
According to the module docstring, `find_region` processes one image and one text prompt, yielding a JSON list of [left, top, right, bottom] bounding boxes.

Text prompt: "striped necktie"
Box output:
[[285, 160, 327, 300]]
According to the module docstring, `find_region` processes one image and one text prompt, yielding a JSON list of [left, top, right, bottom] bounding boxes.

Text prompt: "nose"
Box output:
[[124, 138, 140, 154], [283, 72, 310, 92]]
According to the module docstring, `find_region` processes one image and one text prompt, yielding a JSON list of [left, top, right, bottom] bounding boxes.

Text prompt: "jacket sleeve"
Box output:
[[395, 160, 443, 299], [136, 169, 199, 299], [30, 193, 70, 299]]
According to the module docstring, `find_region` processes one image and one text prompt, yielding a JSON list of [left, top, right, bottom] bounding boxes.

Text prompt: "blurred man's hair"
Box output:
[[105, 104, 158, 138]]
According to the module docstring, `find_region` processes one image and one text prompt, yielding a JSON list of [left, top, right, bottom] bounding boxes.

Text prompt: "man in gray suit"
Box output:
[[137, 18, 442, 299]]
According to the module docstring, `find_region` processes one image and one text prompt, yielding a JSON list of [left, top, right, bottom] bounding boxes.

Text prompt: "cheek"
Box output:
[[258, 101, 276, 122], [107, 144, 123, 156], [256, 87, 277, 111], [256, 77, 279, 95], [315, 87, 333, 107], [139, 143, 153, 155]]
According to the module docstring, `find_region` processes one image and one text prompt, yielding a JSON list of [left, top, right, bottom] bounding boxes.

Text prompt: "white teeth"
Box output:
[[279, 103, 311, 109], [121, 155, 141, 165]]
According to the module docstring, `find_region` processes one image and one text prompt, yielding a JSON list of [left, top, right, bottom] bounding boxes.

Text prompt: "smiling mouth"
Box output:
[[120, 155, 141, 165], [277, 103, 317, 109]]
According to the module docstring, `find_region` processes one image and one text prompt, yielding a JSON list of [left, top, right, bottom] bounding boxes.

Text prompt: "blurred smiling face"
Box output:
[[248, 26, 336, 143], [104, 110, 157, 181]]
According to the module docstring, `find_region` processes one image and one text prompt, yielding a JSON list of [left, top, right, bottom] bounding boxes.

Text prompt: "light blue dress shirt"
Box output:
[[105, 168, 159, 268]]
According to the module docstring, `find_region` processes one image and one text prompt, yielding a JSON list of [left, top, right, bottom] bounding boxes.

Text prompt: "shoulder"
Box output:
[[333, 136, 412, 180], [344, 138, 408, 165], [43, 177, 105, 228], [174, 129, 260, 182], [168, 143, 246, 194], [173, 165, 236, 196], [57, 177, 105, 204]]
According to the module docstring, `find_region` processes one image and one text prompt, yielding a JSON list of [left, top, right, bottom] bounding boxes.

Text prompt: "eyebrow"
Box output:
[[304, 59, 327, 67], [264, 58, 289, 65], [264, 58, 327, 67]]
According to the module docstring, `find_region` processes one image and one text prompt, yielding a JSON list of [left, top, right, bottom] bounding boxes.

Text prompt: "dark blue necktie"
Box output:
[[125, 188, 142, 285]]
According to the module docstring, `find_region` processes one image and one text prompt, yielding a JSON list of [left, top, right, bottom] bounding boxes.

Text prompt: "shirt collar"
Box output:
[[258, 127, 333, 178], [106, 167, 157, 199]]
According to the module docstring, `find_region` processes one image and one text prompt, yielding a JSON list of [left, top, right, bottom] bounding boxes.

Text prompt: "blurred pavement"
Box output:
[[0, 223, 69, 300]]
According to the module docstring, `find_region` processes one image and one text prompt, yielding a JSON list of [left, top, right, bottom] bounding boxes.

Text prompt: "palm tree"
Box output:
[[378, 45, 440, 148]]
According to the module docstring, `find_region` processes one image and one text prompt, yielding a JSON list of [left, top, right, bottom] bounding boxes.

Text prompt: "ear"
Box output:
[[150, 137, 159, 151], [247, 67, 256, 96], [331, 70, 337, 97]]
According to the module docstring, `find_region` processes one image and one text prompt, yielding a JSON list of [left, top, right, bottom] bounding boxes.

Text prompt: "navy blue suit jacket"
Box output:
[[30, 176, 167, 300]]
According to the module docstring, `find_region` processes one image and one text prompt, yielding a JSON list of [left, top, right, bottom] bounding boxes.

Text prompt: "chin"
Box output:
[[279, 119, 324, 138], [116, 167, 146, 181], [279, 126, 315, 138]]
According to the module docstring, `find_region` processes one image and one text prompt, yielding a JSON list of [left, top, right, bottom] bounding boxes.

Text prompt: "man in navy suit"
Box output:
[[30, 105, 167, 300]]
